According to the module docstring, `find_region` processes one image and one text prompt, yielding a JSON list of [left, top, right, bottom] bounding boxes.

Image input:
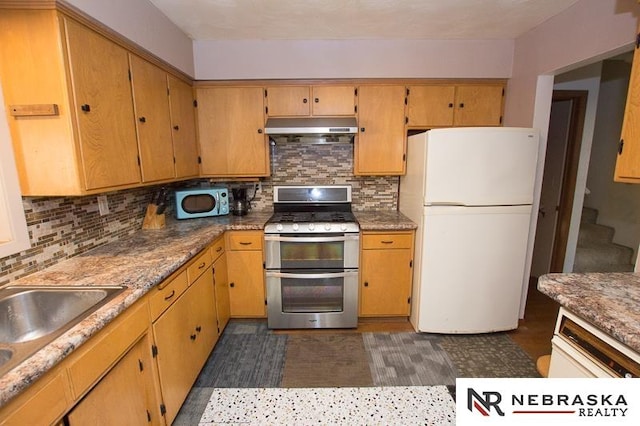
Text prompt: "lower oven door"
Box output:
[[266, 270, 358, 329]]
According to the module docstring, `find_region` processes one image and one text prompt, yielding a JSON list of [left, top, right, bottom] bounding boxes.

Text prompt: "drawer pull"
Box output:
[[380, 240, 394, 244], [163, 290, 175, 301], [216, 246, 223, 252], [190, 334, 196, 341], [239, 242, 252, 246], [196, 326, 202, 333], [198, 262, 206, 269]]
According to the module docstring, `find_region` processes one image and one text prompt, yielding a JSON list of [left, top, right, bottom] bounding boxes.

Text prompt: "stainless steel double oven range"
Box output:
[[264, 185, 360, 329]]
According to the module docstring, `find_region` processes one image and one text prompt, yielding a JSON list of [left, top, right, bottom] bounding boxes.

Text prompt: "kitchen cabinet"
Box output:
[[615, 21, 640, 182], [355, 85, 407, 175], [407, 84, 505, 127], [129, 54, 175, 183], [152, 264, 218, 425], [197, 86, 269, 177], [226, 231, 266, 317], [265, 85, 356, 116], [168, 75, 200, 179], [359, 231, 414, 316], [66, 333, 157, 425], [212, 237, 231, 333]]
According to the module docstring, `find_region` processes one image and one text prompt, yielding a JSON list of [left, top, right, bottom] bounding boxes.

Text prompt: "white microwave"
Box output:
[[175, 187, 229, 219]]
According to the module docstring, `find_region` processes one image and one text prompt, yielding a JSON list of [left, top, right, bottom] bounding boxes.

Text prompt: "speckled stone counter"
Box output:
[[0, 211, 271, 406], [354, 211, 417, 231], [538, 272, 640, 354]]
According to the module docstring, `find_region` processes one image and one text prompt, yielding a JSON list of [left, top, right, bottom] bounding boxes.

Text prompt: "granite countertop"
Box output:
[[0, 208, 415, 406], [0, 211, 271, 406], [354, 211, 417, 231], [538, 272, 640, 354]]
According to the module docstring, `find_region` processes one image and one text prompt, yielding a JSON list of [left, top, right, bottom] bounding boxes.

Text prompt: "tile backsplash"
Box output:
[[0, 141, 399, 284]]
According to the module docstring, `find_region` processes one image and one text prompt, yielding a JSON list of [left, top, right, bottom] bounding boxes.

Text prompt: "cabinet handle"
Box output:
[[314, 98, 319, 103], [239, 241, 252, 246], [448, 103, 453, 108], [258, 129, 263, 134], [364, 281, 369, 287], [216, 246, 223, 252], [163, 290, 175, 301], [81, 104, 91, 112], [230, 282, 235, 287], [190, 334, 197, 341], [380, 240, 394, 244], [196, 325, 202, 333], [173, 125, 180, 130], [360, 127, 365, 132], [198, 262, 206, 269], [303, 98, 308, 103], [459, 103, 464, 108], [139, 116, 147, 123]]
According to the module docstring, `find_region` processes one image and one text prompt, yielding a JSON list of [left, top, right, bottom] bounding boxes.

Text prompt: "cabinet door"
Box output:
[[616, 23, 640, 182], [311, 85, 356, 116], [67, 334, 158, 425], [453, 85, 504, 126], [64, 18, 140, 190], [168, 75, 199, 178], [355, 85, 406, 175], [227, 250, 266, 317], [360, 248, 413, 316], [407, 85, 455, 127], [214, 253, 231, 333], [129, 54, 175, 182], [266, 86, 310, 116], [197, 87, 268, 176], [189, 267, 219, 367]]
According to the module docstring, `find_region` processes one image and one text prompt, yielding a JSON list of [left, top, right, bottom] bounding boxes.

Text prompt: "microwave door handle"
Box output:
[[264, 235, 359, 243], [267, 271, 357, 279], [214, 192, 219, 214]]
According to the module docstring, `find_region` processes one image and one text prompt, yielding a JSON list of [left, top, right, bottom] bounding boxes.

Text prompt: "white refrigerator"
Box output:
[[399, 127, 539, 333]]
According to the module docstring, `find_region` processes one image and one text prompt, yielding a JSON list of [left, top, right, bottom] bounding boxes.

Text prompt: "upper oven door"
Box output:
[[264, 233, 359, 270]]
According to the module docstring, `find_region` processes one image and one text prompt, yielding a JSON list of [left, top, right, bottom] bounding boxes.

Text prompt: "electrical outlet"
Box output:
[[97, 195, 110, 216], [256, 181, 262, 193]]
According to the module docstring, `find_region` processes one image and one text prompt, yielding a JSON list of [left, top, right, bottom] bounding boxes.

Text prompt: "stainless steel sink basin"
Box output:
[[0, 285, 125, 376]]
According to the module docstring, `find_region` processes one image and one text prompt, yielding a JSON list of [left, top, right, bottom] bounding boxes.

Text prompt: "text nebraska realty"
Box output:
[[471, 389, 629, 417]]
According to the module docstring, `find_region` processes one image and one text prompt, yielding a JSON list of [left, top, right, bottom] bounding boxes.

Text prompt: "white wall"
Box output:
[[194, 39, 514, 80], [66, 0, 194, 76]]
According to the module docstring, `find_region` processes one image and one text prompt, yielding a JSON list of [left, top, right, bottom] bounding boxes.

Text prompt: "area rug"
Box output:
[[438, 333, 541, 378], [363, 332, 458, 386], [280, 334, 374, 387], [198, 386, 455, 425]]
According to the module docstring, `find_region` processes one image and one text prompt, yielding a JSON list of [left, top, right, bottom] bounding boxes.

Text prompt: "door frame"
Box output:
[[548, 90, 587, 272]]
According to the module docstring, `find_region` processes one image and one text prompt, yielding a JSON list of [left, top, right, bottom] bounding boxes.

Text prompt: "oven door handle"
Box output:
[[266, 271, 358, 279], [264, 235, 359, 243]]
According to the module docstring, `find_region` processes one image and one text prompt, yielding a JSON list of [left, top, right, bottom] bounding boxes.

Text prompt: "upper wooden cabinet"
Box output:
[[197, 86, 269, 177], [265, 85, 356, 117], [168, 76, 200, 179], [0, 7, 197, 196], [407, 84, 505, 128], [354, 85, 407, 175], [615, 22, 640, 182]]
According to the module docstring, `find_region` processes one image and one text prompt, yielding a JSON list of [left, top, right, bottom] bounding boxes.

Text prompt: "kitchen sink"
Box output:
[[0, 285, 125, 376]]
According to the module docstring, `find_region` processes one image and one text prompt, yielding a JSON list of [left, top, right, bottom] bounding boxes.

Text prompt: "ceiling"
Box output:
[[148, 0, 580, 41]]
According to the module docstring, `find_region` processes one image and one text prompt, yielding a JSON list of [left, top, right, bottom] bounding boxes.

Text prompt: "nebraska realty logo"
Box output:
[[457, 378, 640, 425]]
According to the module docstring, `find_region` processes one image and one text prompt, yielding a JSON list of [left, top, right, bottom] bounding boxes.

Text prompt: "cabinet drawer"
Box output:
[[210, 236, 225, 262], [362, 233, 414, 249], [149, 270, 188, 321], [187, 249, 213, 283], [67, 300, 148, 400], [227, 231, 263, 251]]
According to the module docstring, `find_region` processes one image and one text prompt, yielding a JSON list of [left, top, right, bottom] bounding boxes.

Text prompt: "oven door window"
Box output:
[[279, 234, 344, 269], [281, 273, 344, 313]]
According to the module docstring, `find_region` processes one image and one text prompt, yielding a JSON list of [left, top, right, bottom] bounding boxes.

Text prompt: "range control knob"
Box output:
[[276, 223, 283, 231], [324, 223, 332, 231], [292, 223, 299, 231], [340, 224, 348, 232], [308, 223, 315, 231]]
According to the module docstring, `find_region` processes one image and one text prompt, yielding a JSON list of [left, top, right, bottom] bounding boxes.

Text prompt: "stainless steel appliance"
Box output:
[[264, 185, 360, 329]]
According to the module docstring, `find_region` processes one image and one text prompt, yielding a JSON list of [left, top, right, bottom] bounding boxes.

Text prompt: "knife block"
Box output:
[[142, 204, 165, 230]]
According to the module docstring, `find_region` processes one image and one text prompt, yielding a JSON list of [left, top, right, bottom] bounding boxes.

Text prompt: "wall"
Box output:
[[65, 0, 194, 76], [584, 59, 640, 256]]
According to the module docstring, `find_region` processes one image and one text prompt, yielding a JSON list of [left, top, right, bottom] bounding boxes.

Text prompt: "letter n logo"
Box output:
[[467, 388, 505, 416]]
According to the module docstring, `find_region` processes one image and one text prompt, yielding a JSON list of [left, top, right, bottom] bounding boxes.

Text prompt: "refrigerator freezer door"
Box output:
[[416, 204, 531, 333], [424, 127, 539, 206]]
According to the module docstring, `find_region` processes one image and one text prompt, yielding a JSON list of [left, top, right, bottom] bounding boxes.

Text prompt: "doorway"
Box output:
[[530, 90, 587, 277]]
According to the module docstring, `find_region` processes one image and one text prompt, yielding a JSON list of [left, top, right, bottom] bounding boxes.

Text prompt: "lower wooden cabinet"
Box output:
[[226, 231, 266, 317], [359, 231, 415, 316], [214, 248, 231, 333]]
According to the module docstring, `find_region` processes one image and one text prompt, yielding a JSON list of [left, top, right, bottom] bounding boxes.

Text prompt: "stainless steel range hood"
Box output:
[[265, 117, 358, 136]]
